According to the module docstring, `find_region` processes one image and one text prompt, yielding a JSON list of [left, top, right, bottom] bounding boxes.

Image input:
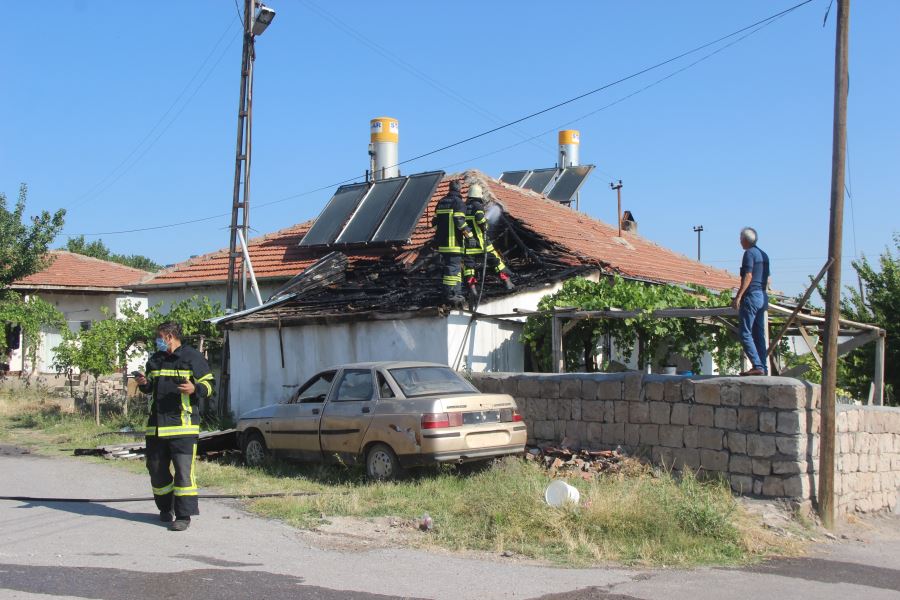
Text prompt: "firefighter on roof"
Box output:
[[432, 179, 473, 305], [134, 321, 214, 531], [463, 182, 514, 298]]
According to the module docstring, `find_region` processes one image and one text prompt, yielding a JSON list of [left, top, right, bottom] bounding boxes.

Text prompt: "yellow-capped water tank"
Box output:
[[558, 129, 580, 168], [370, 117, 399, 180]]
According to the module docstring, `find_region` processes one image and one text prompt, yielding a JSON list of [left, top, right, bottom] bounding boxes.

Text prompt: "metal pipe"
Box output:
[[237, 229, 263, 306]]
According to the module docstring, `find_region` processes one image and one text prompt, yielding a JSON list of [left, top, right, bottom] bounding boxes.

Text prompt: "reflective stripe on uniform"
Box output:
[[148, 369, 194, 378], [157, 425, 200, 437], [196, 373, 214, 397], [173, 485, 198, 496], [145, 426, 157, 436], [153, 482, 174, 496], [442, 275, 461, 285]]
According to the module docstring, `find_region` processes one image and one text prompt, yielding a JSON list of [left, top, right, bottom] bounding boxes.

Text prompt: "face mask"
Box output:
[[155, 337, 168, 352]]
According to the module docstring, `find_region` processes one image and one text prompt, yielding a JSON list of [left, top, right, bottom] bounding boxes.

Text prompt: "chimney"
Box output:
[[621, 210, 637, 234], [558, 129, 580, 168], [370, 117, 399, 180]]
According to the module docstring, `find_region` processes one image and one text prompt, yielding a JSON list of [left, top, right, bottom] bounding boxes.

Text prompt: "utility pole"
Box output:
[[220, 0, 275, 417], [693, 225, 704, 261], [610, 180, 623, 236], [819, 0, 849, 530]]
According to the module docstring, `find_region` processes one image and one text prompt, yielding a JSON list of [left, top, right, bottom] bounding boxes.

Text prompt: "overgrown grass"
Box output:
[[0, 391, 799, 566]]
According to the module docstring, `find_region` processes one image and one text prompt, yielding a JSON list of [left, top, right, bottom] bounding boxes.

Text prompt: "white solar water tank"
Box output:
[[370, 117, 399, 180]]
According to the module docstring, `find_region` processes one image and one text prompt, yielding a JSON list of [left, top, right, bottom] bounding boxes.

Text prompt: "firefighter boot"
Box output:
[[499, 271, 515, 290]]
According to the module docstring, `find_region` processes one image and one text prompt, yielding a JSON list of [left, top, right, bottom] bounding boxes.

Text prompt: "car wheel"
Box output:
[[366, 443, 401, 481], [242, 431, 269, 467]]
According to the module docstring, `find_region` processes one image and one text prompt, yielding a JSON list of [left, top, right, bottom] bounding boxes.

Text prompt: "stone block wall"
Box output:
[[473, 372, 900, 513], [836, 406, 900, 513]]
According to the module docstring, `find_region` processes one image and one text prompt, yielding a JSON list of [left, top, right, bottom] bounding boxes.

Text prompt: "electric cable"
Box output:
[[0, 491, 334, 504], [61, 0, 814, 237], [66, 19, 240, 210]]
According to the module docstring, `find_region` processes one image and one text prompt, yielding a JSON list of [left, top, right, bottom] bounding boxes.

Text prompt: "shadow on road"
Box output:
[[0, 563, 427, 600], [12, 500, 162, 527]]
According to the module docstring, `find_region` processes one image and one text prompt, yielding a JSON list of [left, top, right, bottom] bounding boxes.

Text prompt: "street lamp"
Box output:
[[693, 225, 704, 261], [252, 4, 276, 35]]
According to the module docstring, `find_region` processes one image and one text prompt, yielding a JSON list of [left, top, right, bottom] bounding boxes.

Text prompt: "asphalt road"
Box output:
[[1, 444, 899, 600]]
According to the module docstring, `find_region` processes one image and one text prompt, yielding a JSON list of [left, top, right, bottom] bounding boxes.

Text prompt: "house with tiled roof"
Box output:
[[5, 251, 149, 374], [143, 169, 738, 416]]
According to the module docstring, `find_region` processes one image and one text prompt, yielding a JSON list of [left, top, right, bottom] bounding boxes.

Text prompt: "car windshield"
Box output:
[[388, 366, 477, 398]]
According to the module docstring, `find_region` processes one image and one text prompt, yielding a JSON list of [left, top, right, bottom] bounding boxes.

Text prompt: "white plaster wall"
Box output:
[[447, 282, 566, 373], [228, 317, 449, 416], [31, 292, 120, 373]]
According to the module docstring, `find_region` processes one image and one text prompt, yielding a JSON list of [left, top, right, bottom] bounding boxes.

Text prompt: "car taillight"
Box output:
[[500, 408, 523, 422], [422, 412, 462, 429]]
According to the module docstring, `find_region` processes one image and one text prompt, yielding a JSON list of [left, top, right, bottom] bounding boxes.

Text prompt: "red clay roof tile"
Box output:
[[13, 251, 150, 289], [140, 172, 738, 292]]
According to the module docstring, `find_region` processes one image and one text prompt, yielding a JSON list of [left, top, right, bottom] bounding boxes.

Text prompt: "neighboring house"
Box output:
[[5, 251, 149, 375], [149, 170, 738, 417]]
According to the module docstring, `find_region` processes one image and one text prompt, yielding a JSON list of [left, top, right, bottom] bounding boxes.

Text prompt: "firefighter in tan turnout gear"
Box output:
[[135, 321, 214, 531], [431, 180, 473, 305], [463, 183, 514, 301]]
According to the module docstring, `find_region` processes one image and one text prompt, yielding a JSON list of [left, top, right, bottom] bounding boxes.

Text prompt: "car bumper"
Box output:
[[399, 443, 525, 467]]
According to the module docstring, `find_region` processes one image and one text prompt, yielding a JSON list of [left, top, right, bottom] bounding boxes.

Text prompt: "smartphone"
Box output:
[[131, 371, 143, 378]]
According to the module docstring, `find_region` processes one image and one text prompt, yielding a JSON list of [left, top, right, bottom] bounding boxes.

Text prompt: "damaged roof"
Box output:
[[12, 251, 150, 291], [139, 170, 737, 296]]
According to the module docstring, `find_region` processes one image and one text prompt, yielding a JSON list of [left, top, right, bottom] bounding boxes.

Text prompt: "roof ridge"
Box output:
[[51, 250, 151, 275]]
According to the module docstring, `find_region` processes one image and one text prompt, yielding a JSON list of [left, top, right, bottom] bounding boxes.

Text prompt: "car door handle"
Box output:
[[361, 407, 370, 413], [312, 408, 320, 415]]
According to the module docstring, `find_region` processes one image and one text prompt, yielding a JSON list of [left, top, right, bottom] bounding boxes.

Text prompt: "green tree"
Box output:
[[65, 235, 161, 272], [52, 296, 224, 424], [521, 276, 739, 374], [839, 234, 899, 404], [0, 184, 66, 375]]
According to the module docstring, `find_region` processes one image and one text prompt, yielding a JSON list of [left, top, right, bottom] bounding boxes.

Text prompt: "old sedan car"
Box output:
[[236, 361, 527, 479]]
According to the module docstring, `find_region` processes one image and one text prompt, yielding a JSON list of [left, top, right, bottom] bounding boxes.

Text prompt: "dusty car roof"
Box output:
[[331, 361, 452, 370]]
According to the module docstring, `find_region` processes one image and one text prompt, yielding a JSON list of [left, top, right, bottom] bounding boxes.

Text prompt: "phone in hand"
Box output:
[[131, 371, 143, 378]]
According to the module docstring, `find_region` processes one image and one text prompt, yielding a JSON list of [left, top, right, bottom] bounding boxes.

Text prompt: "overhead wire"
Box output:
[[65, 18, 240, 210], [61, 0, 815, 237], [299, 0, 554, 154]]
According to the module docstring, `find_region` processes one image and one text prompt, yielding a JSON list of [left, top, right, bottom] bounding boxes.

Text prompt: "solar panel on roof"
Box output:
[[334, 177, 407, 245], [298, 183, 369, 247], [499, 170, 530, 186], [546, 165, 595, 204], [521, 168, 559, 194], [371, 170, 444, 244]]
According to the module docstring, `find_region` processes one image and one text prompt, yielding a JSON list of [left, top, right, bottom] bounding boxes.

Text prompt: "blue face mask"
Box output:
[[155, 337, 168, 352]]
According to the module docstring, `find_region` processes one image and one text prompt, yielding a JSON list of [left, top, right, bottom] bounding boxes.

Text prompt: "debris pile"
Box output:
[[73, 430, 238, 460], [525, 446, 626, 480]]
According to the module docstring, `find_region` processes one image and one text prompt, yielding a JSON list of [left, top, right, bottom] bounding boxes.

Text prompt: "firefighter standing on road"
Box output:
[[463, 183, 514, 298], [135, 321, 214, 531], [432, 180, 473, 305]]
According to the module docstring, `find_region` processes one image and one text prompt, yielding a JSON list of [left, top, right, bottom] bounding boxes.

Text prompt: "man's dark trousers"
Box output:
[[146, 435, 199, 517]]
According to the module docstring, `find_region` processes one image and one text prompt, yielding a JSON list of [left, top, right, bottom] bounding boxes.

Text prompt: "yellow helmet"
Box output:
[[467, 183, 484, 199]]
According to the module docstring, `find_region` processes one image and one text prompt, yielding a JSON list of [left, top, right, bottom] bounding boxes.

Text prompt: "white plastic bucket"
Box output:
[[544, 480, 580, 507]]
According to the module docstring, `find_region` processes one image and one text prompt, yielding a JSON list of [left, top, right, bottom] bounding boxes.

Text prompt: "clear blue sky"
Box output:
[[3, 1, 898, 296]]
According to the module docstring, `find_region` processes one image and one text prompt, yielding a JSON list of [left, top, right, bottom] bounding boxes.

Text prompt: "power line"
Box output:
[[440, 14, 784, 173], [61, 0, 815, 237], [299, 0, 554, 154], [65, 19, 240, 210]]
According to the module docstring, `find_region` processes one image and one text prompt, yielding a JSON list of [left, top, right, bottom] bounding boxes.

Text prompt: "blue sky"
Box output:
[[3, 1, 897, 296]]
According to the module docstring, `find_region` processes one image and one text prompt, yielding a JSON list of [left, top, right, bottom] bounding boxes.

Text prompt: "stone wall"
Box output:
[[472, 372, 900, 514], [836, 406, 900, 513]]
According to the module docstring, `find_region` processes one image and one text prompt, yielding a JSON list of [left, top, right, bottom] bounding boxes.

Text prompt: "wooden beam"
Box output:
[[767, 258, 833, 359], [874, 333, 885, 406], [562, 317, 583, 336], [551, 314, 564, 374], [781, 329, 879, 378], [797, 324, 823, 368]]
